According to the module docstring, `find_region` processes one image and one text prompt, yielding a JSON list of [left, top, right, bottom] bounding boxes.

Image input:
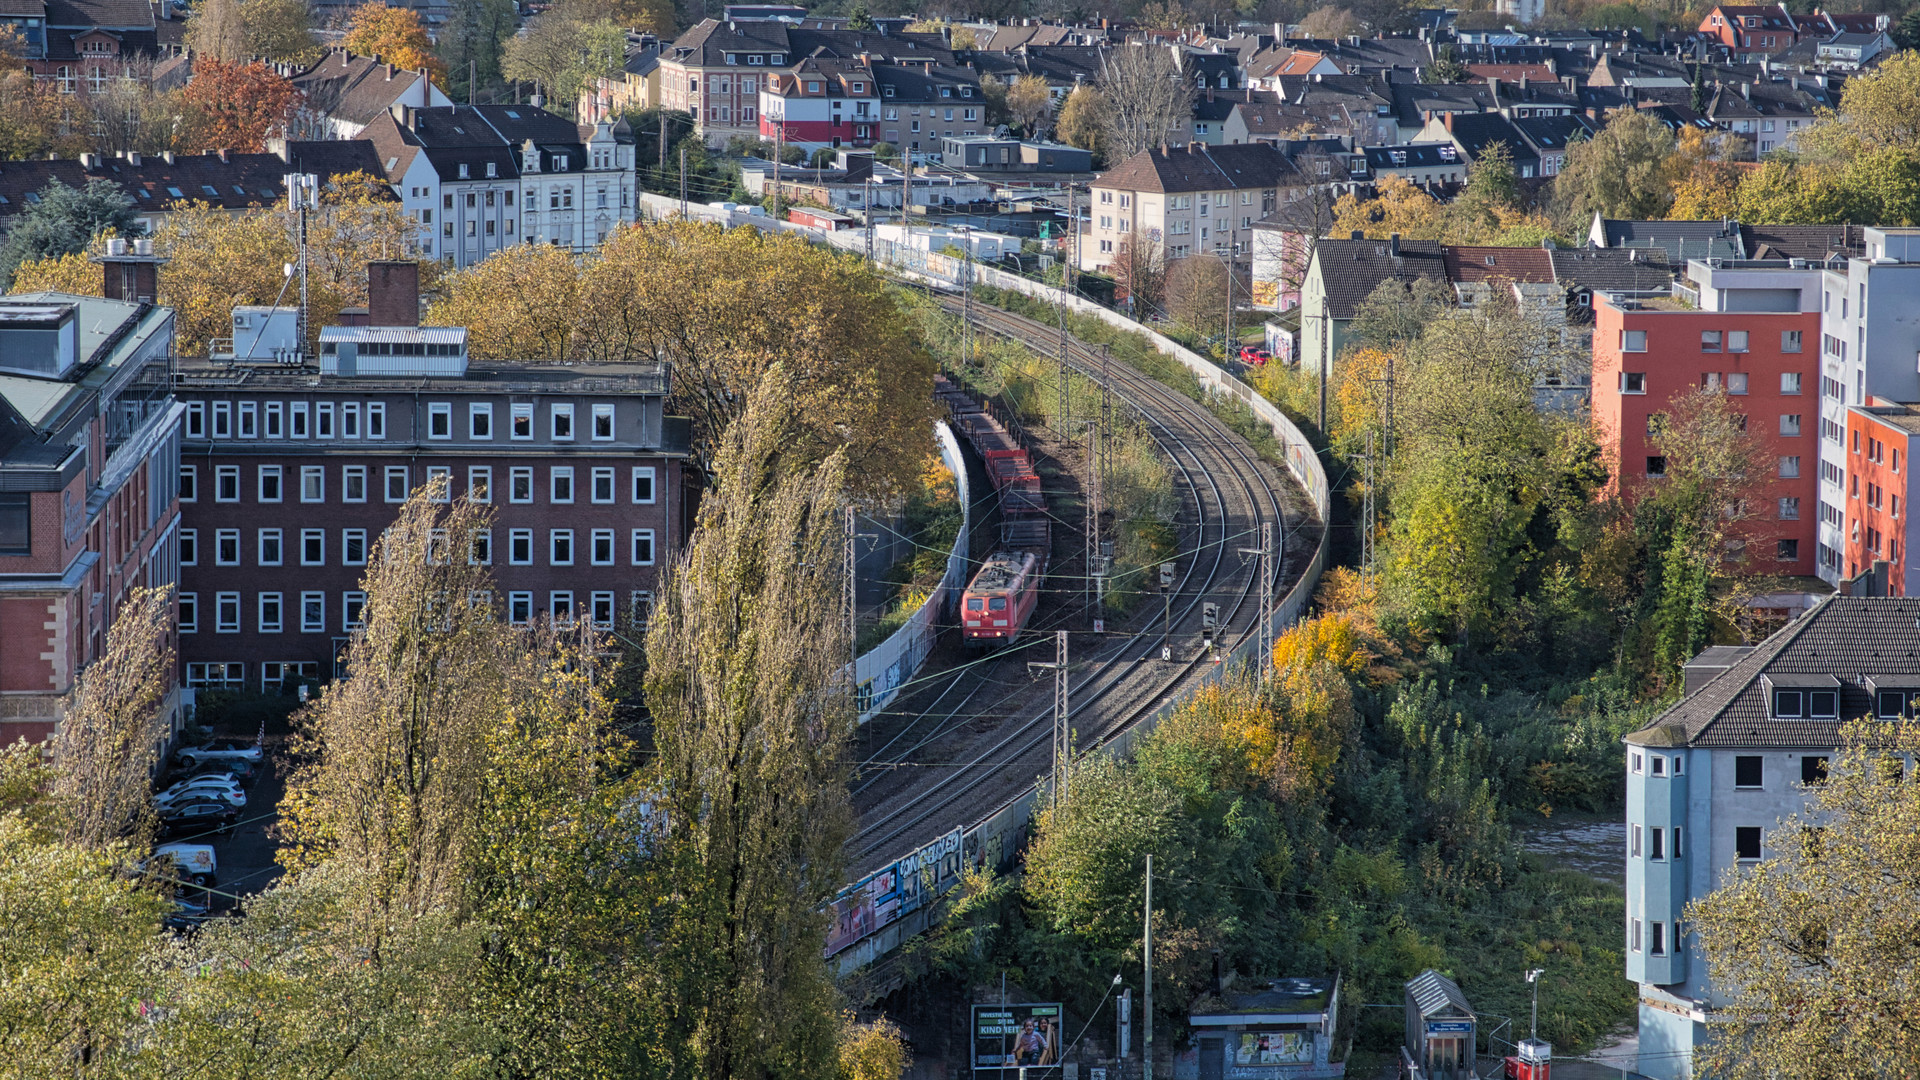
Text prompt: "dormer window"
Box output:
[[852, 82, 865, 92], [749, 54, 764, 64], [1773, 688, 1838, 718], [486, 161, 497, 178], [459, 163, 470, 179], [771, 54, 784, 64], [941, 86, 952, 97], [884, 85, 894, 96], [807, 81, 821, 93], [1877, 689, 1915, 718], [556, 156, 569, 172], [726, 53, 737, 63], [961, 86, 972, 97]]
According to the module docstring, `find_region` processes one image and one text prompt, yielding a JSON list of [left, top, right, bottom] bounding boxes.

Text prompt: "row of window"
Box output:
[[1618, 371, 1803, 395], [180, 590, 654, 637], [181, 527, 656, 568], [1645, 455, 1799, 481], [184, 400, 626, 442], [1618, 330, 1803, 355], [1628, 823, 1683, 861], [1629, 917, 1673, 957], [182, 465, 657, 506]]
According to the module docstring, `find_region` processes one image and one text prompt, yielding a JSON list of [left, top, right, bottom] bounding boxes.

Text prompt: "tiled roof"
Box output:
[[0, 151, 302, 225], [0, 0, 46, 15], [1626, 597, 1920, 749], [1309, 237, 1447, 319], [1437, 111, 1540, 165], [280, 139, 392, 188], [1094, 142, 1295, 194], [292, 49, 437, 129], [1442, 245, 1555, 283], [1547, 246, 1675, 291], [1598, 217, 1743, 262], [1739, 223, 1864, 262], [1466, 63, 1556, 82], [43, 0, 152, 28]]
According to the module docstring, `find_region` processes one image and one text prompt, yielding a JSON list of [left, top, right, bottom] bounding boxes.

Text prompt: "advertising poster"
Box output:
[[1234, 1031, 1312, 1066], [972, 1003, 1065, 1075]]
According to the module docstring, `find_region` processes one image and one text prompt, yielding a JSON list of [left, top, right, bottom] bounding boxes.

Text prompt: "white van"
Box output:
[[149, 843, 217, 887]]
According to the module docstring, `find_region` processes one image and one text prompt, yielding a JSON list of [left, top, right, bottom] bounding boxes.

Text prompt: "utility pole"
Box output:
[[1237, 520, 1274, 678], [864, 176, 875, 263], [1224, 255, 1234, 357], [1086, 399, 1101, 615], [659, 112, 668, 172], [962, 233, 975, 369], [679, 145, 688, 219], [1143, 854, 1154, 1080], [1527, 968, 1545, 1042], [843, 506, 876, 671], [772, 120, 783, 220], [1028, 630, 1070, 807], [1056, 185, 1076, 432], [1360, 430, 1376, 588]]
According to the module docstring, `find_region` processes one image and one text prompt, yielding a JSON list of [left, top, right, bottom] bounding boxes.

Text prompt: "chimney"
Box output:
[[367, 261, 420, 327], [1740, 80, 1750, 99], [126, 151, 141, 166], [1350, 229, 1363, 239], [1389, 232, 1400, 256], [161, 151, 173, 164], [92, 240, 168, 303]]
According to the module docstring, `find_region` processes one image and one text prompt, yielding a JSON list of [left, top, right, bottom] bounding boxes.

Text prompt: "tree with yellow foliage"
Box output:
[[6, 250, 99, 296], [427, 240, 583, 360], [343, 1, 445, 84]]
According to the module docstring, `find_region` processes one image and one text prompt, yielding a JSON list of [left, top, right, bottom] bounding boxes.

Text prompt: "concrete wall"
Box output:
[[852, 421, 971, 724]]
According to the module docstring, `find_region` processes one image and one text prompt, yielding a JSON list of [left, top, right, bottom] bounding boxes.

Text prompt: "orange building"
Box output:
[[1843, 402, 1920, 592], [1592, 262, 1821, 577]]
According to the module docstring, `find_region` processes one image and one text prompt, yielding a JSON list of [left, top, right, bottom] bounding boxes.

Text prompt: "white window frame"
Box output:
[[509, 528, 534, 566], [179, 592, 199, 633], [343, 591, 367, 631], [257, 528, 283, 567], [468, 466, 491, 503], [258, 465, 283, 503], [551, 403, 575, 441], [291, 402, 309, 438], [185, 402, 205, 438], [511, 403, 534, 440], [300, 465, 325, 503], [590, 591, 616, 629], [591, 467, 616, 504], [215, 529, 241, 566], [238, 401, 257, 438], [343, 529, 368, 566], [550, 529, 574, 566], [550, 467, 574, 504], [258, 592, 283, 634], [367, 402, 385, 438], [212, 401, 231, 438], [550, 591, 575, 625], [342, 403, 360, 438], [631, 528, 656, 566], [591, 528, 616, 565], [470, 402, 493, 440], [316, 402, 335, 439], [344, 466, 367, 503], [215, 466, 240, 503], [179, 528, 197, 566], [301, 529, 325, 566], [428, 402, 453, 440], [510, 467, 534, 504], [179, 465, 197, 502], [591, 403, 615, 440], [471, 529, 492, 566], [385, 466, 410, 503], [426, 466, 452, 501], [216, 592, 241, 633], [301, 591, 326, 633], [265, 401, 283, 438], [632, 466, 656, 504], [508, 591, 533, 626]]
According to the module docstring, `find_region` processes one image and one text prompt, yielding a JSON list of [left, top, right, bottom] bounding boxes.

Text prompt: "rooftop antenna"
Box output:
[[282, 172, 319, 359]]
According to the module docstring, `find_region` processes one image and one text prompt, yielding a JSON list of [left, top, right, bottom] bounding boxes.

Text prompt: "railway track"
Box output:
[[845, 295, 1317, 876]]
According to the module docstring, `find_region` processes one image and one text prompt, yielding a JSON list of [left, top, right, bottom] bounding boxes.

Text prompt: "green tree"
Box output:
[[1688, 719, 1920, 1077], [502, 5, 626, 119], [644, 374, 854, 1080], [52, 586, 174, 850], [1424, 43, 1468, 83], [0, 179, 140, 290], [1552, 108, 1677, 223], [438, 0, 517, 102], [240, 0, 320, 64], [1349, 276, 1453, 353]]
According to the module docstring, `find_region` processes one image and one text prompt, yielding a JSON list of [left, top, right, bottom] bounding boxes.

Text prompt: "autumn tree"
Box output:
[[1666, 125, 1747, 220], [1688, 719, 1920, 1077], [438, 0, 516, 102], [643, 375, 854, 1080], [1298, 4, 1363, 36], [1552, 108, 1677, 223], [0, 179, 139, 290], [1055, 84, 1108, 159], [182, 59, 301, 152], [425, 239, 581, 360], [1111, 229, 1166, 317], [1006, 74, 1054, 137], [240, 0, 320, 64], [185, 0, 249, 61], [52, 586, 175, 851], [6, 250, 98, 295], [1096, 44, 1193, 161], [343, 1, 446, 84], [502, 0, 626, 118]]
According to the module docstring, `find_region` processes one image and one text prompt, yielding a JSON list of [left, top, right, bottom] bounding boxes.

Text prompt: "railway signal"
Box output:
[[1201, 602, 1220, 651], [1158, 562, 1176, 661]]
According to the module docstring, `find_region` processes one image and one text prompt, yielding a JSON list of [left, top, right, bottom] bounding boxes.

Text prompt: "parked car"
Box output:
[[1238, 346, 1272, 366], [159, 799, 238, 837], [155, 778, 246, 810], [145, 843, 218, 887], [174, 741, 263, 768], [166, 897, 211, 930], [187, 759, 254, 784]]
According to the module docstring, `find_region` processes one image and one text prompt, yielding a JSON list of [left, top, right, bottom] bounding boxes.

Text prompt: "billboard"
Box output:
[[972, 1003, 1065, 1075], [825, 828, 965, 956]]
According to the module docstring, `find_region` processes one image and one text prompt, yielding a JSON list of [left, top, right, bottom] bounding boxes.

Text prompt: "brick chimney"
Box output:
[[92, 238, 167, 303], [367, 261, 419, 327]]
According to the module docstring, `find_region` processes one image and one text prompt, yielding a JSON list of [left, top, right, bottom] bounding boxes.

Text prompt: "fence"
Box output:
[[851, 421, 972, 725]]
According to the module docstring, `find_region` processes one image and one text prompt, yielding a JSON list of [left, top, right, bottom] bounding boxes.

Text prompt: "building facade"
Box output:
[[1086, 142, 1289, 270], [0, 256, 185, 744], [1592, 263, 1821, 578], [170, 266, 690, 690], [1842, 402, 1920, 591], [1815, 229, 1920, 586], [1623, 597, 1918, 1080]]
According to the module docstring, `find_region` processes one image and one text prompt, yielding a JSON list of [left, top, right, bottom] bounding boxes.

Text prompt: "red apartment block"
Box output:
[[1844, 402, 1920, 592], [1593, 279, 1819, 577]]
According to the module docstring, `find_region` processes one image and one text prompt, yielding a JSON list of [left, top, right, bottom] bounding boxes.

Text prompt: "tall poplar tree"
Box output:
[[644, 371, 854, 1080]]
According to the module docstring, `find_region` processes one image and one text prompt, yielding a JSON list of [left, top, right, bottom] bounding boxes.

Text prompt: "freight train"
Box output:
[[936, 376, 1050, 646]]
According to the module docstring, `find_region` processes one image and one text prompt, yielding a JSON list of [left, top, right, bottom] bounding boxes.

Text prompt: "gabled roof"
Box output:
[[1095, 142, 1295, 194], [1511, 113, 1598, 151], [1627, 597, 1920, 749], [280, 139, 392, 188], [1435, 111, 1540, 166], [0, 151, 300, 222], [292, 49, 438, 129], [1548, 246, 1676, 291], [1466, 62, 1556, 83], [1443, 245, 1555, 283], [1405, 970, 1473, 1020], [43, 0, 152, 28], [1309, 237, 1447, 319], [1361, 141, 1461, 169]]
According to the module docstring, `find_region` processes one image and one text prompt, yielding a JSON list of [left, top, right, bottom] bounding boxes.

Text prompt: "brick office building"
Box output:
[[171, 263, 691, 691], [0, 248, 186, 743], [1842, 401, 1920, 592], [1592, 258, 1823, 578]]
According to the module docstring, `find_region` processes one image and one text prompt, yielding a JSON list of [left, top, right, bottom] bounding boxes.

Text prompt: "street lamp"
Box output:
[[1525, 968, 1545, 1041]]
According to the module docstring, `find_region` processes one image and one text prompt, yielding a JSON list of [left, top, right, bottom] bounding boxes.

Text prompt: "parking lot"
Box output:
[[156, 739, 285, 915]]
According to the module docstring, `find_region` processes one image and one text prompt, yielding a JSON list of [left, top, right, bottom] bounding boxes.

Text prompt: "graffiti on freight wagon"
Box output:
[[825, 828, 965, 956]]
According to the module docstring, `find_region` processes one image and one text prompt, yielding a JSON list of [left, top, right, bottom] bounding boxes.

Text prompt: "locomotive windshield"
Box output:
[[989, 598, 1007, 611], [968, 598, 984, 610]]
